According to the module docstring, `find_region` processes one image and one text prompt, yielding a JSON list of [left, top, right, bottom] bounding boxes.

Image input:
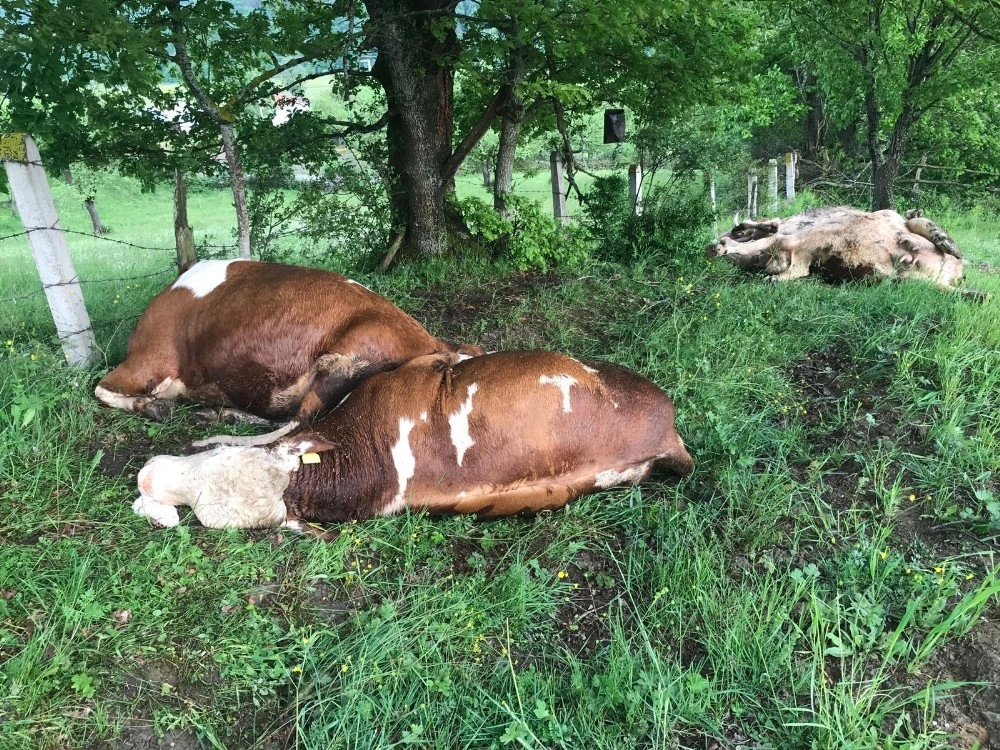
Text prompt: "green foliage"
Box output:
[[582, 175, 714, 264], [580, 175, 632, 260], [454, 194, 589, 271]]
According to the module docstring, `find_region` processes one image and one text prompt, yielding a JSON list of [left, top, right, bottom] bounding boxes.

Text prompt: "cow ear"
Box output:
[[286, 437, 337, 457]]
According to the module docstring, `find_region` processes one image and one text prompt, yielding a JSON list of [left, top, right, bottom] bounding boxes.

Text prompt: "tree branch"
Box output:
[[164, 0, 225, 123], [442, 85, 505, 183]]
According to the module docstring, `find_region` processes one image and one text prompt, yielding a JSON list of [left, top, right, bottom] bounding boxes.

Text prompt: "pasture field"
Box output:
[[1, 175, 999, 749]]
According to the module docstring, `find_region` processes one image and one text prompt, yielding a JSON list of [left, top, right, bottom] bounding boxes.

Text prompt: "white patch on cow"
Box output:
[[420, 412, 428, 422], [582, 364, 598, 374], [172, 259, 246, 298], [132, 495, 181, 527], [282, 519, 306, 532], [346, 278, 371, 291], [448, 383, 478, 466], [457, 491, 467, 499], [390, 418, 417, 510], [282, 440, 317, 459], [138, 445, 292, 528], [539, 374, 577, 413], [457, 353, 474, 362], [594, 463, 651, 489]]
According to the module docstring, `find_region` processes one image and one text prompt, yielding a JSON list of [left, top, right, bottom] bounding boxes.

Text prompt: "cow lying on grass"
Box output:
[[132, 350, 694, 528], [709, 207, 964, 289], [95, 260, 483, 424]]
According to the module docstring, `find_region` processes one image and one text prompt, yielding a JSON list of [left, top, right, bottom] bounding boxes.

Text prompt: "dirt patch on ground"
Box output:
[[409, 270, 593, 352], [784, 341, 1000, 748]]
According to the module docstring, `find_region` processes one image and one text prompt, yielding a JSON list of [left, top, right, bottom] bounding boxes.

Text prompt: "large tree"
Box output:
[[781, 0, 999, 210], [363, 0, 752, 257]]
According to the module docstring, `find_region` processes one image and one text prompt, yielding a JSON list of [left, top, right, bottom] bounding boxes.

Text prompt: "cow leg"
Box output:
[[193, 408, 273, 426], [905, 217, 962, 259], [94, 376, 183, 421], [295, 353, 377, 421], [718, 234, 781, 257], [766, 243, 812, 282]]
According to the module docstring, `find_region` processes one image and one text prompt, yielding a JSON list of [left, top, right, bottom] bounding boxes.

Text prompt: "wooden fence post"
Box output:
[[785, 151, 797, 201], [1, 133, 95, 367], [912, 153, 927, 196], [174, 169, 197, 273], [628, 163, 643, 215], [550, 150, 568, 225], [747, 171, 759, 219]]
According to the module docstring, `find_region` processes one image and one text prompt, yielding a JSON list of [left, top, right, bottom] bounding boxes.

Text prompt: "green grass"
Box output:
[[1, 173, 999, 748]]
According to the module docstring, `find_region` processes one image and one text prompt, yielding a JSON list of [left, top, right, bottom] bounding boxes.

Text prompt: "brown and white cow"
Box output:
[[95, 260, 483, 423], [708, 207, 964, 289], [131, 350, 694, 528]]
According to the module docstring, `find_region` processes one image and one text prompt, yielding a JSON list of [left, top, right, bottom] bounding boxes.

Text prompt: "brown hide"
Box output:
[[282, 351, 693, 521], [709, 207, 964, 289], [134, 351, 693, 527], [96, 260, 483, 421]]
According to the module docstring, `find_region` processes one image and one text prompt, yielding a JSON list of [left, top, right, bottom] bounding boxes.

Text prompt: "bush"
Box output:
[[453, 193, 589, 271], [582, 175, 715, 264]]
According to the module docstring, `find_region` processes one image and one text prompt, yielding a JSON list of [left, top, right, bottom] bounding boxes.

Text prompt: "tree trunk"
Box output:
[[174, 169, 197, 274], [494, 115, 521, 220], [84, 197, 107, 235], [868, 98, 916, 211], [219, 122, 251, 258], [366, 0, 459, 260], [494, 40, 526, 220]]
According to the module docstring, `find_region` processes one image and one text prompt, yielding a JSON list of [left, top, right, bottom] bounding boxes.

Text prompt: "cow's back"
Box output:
[[284, 351, 692, 521], [96, 260, 473, 419]]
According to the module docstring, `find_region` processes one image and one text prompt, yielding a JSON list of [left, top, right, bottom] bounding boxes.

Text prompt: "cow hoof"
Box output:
[[143, 399, 175, 422]]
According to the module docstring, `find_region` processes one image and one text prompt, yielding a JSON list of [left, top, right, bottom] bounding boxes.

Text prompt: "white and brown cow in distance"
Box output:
[[709, 207, 964, 289], [132, 350, 694, 528], [95, 259, 484, 423]]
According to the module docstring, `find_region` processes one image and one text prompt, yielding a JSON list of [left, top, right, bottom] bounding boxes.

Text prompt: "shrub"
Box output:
[[582, 175, 715, 264], [453, 194, 589, 271]]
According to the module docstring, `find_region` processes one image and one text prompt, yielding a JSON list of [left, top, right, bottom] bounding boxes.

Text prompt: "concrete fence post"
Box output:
[[1, 133, 95, 367], [747, 171, 759, 219], [768, 158, 779, 214], [785, 151, 797, 201]]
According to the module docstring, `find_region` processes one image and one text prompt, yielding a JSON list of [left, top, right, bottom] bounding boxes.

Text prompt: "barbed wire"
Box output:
[[0, 221, 242, 255], [2, 267, 175, 307]]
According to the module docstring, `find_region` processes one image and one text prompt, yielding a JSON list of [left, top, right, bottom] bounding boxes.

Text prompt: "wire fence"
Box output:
[[0, 225, 240, 357]]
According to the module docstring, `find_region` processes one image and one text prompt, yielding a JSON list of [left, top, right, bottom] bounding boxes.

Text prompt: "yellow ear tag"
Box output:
[[301, 452, 321, 465]]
